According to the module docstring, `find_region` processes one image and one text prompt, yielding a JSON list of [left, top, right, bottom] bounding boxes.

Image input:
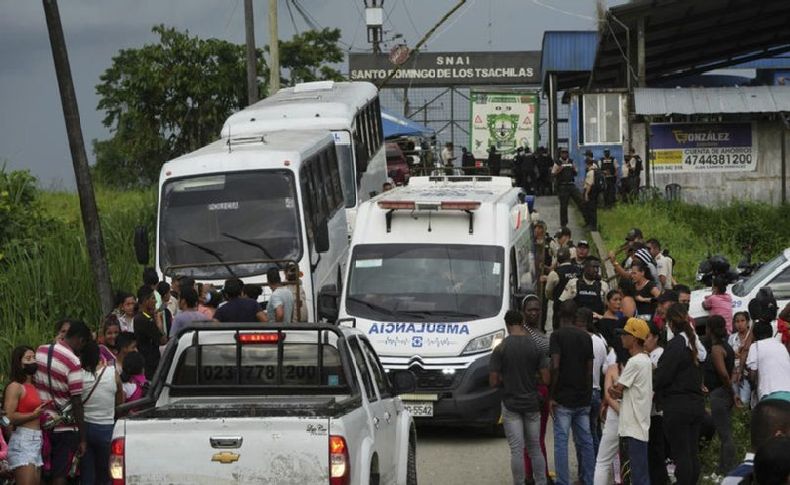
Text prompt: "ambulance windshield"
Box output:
[[346, 244, 505, 322]]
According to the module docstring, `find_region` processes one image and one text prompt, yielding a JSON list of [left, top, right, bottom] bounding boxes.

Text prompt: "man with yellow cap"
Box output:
[[609, 318, 653, 485]]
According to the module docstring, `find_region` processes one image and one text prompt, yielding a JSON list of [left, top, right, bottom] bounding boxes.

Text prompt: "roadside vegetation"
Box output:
[[598, 199, 790, 286], [0, 165, 154, 381]]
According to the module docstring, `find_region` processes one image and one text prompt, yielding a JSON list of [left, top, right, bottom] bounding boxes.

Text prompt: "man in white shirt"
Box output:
[[647, 238, 673, 290], [610, 318, 653, 485]]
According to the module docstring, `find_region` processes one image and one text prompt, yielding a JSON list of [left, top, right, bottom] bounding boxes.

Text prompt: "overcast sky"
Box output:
[[0, 0, 622, 189]]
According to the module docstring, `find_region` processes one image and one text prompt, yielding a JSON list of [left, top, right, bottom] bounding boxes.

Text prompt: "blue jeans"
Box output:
[[578, 389, 602, 479], [81, 422, 114, 485], [554, 404, 595, 485], [620, 437, 649, 485]]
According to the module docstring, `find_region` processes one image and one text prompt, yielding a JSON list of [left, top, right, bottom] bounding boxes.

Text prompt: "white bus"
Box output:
[[328, 176, 537, 429], [221, 81, 387, 234], [154, 130, 348, 321]]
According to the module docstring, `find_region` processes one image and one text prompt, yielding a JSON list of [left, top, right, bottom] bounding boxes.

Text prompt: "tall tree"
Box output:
[[94, 26, 345, 188], [279, 28, 345, 84]]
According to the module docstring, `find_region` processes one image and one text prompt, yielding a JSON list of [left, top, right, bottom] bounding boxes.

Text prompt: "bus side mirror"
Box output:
[[318, 284, 340, 323], [134, 225, 150, 265], [315, 220, 330, 254]]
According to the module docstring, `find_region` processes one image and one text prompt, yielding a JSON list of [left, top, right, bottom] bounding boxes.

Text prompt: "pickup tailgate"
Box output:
[[122, 416, 330, 484]]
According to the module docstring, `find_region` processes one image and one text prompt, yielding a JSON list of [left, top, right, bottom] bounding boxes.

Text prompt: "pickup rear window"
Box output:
[[170, 337, 348, 395]]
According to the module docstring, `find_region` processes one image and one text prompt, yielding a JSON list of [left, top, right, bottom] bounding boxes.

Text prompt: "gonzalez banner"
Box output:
[[470, 91, 539, 160], [650, 123, 756, 173]]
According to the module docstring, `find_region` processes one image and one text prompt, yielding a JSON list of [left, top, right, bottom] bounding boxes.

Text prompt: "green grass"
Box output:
[[0, 187, 156, 383], [598, 200, 790, 287]]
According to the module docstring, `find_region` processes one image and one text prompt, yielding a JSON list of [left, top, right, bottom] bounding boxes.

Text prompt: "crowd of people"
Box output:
[[0, 265, 304, 484], [492, 224, 790, 485]]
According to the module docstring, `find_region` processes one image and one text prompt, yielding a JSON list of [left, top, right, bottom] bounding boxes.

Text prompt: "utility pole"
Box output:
[[244, 0, 258, 105], [42, 0, 114, 317], [269, 0, 280, 93], [366, 1, 384, 54]]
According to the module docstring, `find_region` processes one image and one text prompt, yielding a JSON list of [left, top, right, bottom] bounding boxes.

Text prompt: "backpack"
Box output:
[[592, 169, 606, 194], [749, 287, 778, 323]]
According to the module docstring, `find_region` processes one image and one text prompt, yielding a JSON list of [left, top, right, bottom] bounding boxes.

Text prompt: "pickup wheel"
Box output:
[[406, 440, 418, 485]]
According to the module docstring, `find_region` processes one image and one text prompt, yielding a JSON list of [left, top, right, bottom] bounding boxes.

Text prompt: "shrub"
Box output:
[[0, 174, 155, 383], [599, 200, 790, 286]]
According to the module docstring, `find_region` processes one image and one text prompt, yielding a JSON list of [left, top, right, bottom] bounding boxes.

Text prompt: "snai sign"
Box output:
[[349, 51, 541, 86]]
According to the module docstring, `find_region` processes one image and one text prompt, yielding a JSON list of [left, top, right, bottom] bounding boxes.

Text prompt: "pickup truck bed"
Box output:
[[128, 395, 361, 420]]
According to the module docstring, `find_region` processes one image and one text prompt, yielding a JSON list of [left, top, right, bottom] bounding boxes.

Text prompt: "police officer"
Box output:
[[461, 147, 476, 173], [512, 147, 526, 187], [560, 257, 609, 316], [544, 246, 581, 330], [583, 156, 599, 230], [522, 146, 537, 193], [623, 147, 643, 201], [599, 148, 618, 207], [487, 145, 502, 176], [536, 146, 553, 195], [552, 147, 583, 228]]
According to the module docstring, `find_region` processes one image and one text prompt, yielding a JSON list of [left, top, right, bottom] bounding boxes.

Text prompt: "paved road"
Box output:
[[417, 421, 582, 485]]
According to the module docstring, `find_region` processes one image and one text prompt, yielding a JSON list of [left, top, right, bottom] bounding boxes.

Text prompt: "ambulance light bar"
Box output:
[[377, 200, 481, 211], [378, 200, 481, 234]]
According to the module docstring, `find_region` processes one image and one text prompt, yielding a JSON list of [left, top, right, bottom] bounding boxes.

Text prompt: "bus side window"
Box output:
[[309, 156, 328, 220], [326, 148, 344, 211], [300, 166, 316, 240], [372, 97, 383, 149]]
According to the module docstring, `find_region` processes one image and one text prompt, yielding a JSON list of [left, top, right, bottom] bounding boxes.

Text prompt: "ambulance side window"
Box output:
[[510, 248, 519, 308]]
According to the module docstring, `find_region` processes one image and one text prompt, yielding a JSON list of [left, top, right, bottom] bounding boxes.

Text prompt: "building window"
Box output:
[[583, 93, 622, 144]]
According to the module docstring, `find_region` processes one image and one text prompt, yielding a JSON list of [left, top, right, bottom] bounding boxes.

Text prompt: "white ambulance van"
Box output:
[[324, 175, 536, 428]]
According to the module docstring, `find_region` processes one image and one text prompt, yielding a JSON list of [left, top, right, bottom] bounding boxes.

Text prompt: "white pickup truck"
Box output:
[[690, 248, 790, 328], [111, 323, 418, 485]]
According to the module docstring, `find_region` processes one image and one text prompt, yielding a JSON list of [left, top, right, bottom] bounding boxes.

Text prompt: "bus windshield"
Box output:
[[346, 244, 505, 322], [159, 170, 301, 279]]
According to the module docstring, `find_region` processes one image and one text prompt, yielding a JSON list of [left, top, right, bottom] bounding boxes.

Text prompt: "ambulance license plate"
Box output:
[[403, 401, 433, 417]]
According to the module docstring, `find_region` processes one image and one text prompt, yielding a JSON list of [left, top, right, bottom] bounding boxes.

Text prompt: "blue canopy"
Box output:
[[381, 109, 435, 139]]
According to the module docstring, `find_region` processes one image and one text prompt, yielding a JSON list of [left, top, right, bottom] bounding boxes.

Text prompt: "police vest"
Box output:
[[553, 264, 581, 301], [601, 158, 616, 178], [556, 160, 576, 184], [574, 278, 604, 314]]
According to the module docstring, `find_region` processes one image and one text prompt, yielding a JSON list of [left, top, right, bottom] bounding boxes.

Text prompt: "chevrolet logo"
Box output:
[[211, 452, 240, 464]]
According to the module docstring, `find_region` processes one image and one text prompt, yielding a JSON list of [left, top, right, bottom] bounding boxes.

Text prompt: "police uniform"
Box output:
[[599, 153, 617, 207], [551, 263, 581, 330], [554, 154, 583, 227], [536, 150, 553, 195]]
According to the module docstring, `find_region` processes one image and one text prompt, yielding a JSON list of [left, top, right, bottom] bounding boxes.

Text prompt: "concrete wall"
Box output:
[[631, 121, 788, 206]]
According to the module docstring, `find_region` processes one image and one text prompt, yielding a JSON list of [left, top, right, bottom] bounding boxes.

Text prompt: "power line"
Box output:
[[401, 0, 421, 38], [285, 0, 300, 33], [530, 0, 595, 21]]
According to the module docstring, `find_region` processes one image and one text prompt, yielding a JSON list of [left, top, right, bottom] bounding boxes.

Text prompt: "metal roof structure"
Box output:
[[730, 55, 790, 70], [540, 31, 598, 90], [633, 86, 790, 115], [590, 0, 790, 87]]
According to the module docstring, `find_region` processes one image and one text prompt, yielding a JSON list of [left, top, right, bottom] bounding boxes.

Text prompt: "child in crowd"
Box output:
[[120, 352, 148, 402], [703, 276, 733, 333]]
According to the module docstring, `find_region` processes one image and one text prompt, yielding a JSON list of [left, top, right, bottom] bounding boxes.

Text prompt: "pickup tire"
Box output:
[[407, 440, 418, 485]]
